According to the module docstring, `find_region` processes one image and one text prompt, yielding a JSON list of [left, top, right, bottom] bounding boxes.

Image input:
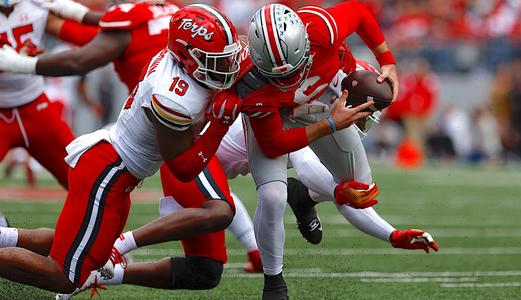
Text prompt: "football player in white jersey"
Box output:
[[0, 0, 85, 189], [0, 5, 243, 294]]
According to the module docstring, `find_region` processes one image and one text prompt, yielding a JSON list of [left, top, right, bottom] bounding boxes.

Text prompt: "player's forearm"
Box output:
[[36, 51, 97, 76], [82, 11, 103, 26], [305, 119, 335, 144]]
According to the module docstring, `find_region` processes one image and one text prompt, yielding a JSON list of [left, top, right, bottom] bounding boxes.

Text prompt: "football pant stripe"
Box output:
[[64, 158, 125, 285]]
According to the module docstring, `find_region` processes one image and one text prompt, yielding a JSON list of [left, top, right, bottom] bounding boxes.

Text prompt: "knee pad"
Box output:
[[170, 256, 223, 290]]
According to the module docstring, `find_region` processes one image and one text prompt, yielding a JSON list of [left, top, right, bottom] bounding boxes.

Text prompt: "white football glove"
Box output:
[[33, 0, 89, 22], [0, 45, 37, 74]]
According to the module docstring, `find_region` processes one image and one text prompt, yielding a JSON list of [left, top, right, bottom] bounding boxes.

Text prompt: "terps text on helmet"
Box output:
[[179, 19, 214, 41]]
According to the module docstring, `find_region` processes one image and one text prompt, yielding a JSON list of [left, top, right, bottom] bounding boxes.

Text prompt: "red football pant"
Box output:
[[159, 156, 234, 263], [50, 141, 140, 287], [0, 93, 74, 188]]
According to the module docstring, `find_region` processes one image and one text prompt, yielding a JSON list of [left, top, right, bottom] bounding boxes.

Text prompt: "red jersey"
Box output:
[[99, 2, 179, 90], [238, 1, 387, 158]]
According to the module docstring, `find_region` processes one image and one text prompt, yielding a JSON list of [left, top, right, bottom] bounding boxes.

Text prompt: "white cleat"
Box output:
[[55, 260, 113, 299]]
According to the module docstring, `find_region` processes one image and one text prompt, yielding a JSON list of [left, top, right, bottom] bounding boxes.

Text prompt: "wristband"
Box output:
[[375, 50, 396, 67], [326, 115, 337, 133]]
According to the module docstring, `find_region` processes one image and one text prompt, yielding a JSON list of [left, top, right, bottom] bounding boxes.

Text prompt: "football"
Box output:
[[342, 70, 393, 112]]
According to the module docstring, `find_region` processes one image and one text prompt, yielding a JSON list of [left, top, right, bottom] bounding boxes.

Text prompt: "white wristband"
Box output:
[[60, 1, 89, 23], [11, 55, 38, 74]]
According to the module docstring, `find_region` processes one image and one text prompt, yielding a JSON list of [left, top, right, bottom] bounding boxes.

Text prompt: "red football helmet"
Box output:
[[168, 4, 241, 90]]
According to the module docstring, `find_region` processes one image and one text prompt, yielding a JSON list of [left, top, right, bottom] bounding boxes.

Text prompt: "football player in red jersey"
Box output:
[[1, 0, 263, 278], [0, 5, 243, 294], [228, 3, 437, 299]]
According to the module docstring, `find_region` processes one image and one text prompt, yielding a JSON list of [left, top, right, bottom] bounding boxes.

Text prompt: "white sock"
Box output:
[[254, 182, 287, 275], [99, 264, 125, 286], [335, 204, 395, 242], [289, 147, 337, 200], [113, 231, 137, 255], [0, 227, 18, 248], [228, 192, 258, 251]]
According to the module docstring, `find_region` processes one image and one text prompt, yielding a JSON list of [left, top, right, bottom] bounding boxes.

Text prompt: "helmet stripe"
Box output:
[[262, 5, 285, 67], [298, 6, 338, 45], [189, 4, 234, 45]]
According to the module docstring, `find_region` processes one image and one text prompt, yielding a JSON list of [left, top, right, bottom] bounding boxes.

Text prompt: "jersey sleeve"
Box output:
[[99, 3, 152, 31], [298, 1, 385, 50], [59, 20, 99, 46], [150, 94, 193, 131]]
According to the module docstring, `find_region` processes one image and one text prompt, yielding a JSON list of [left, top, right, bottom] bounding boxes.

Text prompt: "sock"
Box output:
[[254, 182, 287, 276], [289, 147, 337, 200], [99, 264, 125, 285], [228, 192, 258, 251], [113, 231, 137, 255], [0, 227, 18, 248], [335, 204, 395, 242]]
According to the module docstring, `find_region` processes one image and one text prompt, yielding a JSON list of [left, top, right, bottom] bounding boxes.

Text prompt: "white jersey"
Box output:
[[216, 116, 249, 179], [109, 49, 212, 179], [0, 0, 47, 108]]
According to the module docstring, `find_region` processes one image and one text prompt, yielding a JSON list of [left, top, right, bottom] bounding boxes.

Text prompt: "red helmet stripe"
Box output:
[[262, 5, 285, 67], [298, 6, 338, 45]]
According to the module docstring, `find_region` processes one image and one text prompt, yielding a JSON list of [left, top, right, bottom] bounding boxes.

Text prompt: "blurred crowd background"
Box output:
[[20, 0, 519, 179]]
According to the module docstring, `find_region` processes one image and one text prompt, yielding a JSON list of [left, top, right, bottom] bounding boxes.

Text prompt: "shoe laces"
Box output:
[[109, 248, 127, 269], [88, 275, 107, 299]]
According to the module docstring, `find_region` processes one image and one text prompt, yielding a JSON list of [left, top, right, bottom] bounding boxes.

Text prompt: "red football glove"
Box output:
[[390, 229, 439, 253], [209, 90, 241, 126], [334, 181, 379, 209]]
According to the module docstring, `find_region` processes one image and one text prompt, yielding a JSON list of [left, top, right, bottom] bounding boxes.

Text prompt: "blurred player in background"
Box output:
[[0, 4, 243, 294], [0, 0, 81, 189]]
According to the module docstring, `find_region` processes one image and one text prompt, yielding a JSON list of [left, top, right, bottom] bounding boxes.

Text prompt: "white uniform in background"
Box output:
[[0, 0, 47, 107]]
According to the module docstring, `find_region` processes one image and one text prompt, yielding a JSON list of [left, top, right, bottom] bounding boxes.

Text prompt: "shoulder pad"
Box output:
[[236, 68, 270, 99], [298, 6, 339, 46], [99, 3, 153, 30]]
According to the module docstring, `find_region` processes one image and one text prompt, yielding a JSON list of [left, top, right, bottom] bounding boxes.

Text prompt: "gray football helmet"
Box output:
[[248, 4, 312, 91]]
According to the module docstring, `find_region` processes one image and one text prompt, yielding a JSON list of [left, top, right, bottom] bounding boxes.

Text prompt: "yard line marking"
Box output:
[[360, 277, 477, 283], [284, 228, 521, 238], [131, 247, 521, 257], [441, 282, 521, 288]]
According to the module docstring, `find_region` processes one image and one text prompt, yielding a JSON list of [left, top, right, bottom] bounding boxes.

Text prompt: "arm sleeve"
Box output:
[[164, 121, 228, 182], [58, 20, 99, 46], [248, 112, 309, 158], [328, 1, 385, 50]]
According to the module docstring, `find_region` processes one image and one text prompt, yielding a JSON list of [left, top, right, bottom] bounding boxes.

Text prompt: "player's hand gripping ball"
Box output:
[[342, 70, 393, 112]]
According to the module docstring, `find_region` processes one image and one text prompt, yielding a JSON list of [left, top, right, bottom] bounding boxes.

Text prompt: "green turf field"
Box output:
[[1, 166, 520, 299]]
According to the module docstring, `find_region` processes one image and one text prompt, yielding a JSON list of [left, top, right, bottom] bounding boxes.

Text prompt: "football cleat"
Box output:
[[244, 249, 263, 273], [390, 229, 439, 253], [262, 273, 288, 300], [55, 269, 108, 300], [287, 178, 322, 245], [0, 212, 9, 227]]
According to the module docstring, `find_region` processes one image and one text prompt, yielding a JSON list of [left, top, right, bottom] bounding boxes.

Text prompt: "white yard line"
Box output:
[[284, 228, 521, 238], [441, 282, 521, 288], [132, 247, 521, 257]]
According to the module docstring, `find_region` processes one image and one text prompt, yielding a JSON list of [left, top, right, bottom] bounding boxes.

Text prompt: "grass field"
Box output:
[[1, 165, 520, 299]]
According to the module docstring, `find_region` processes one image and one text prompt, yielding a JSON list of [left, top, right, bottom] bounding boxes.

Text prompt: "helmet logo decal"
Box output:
[[179, 18, 214, 40]]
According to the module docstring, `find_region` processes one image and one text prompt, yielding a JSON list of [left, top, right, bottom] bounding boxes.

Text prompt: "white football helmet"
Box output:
[[248, 4, 312, 91]]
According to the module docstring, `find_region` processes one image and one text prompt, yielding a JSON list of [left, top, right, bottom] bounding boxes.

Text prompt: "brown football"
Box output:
[[342, 70, 393, 112]]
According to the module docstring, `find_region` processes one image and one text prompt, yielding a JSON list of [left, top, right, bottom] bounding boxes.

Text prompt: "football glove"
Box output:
[[209, 90, 241, 126], [33, 0, 89, 23], [390, 229, 439, 253], [334, 181, 379, 209], [0, 45, 37, 74]]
